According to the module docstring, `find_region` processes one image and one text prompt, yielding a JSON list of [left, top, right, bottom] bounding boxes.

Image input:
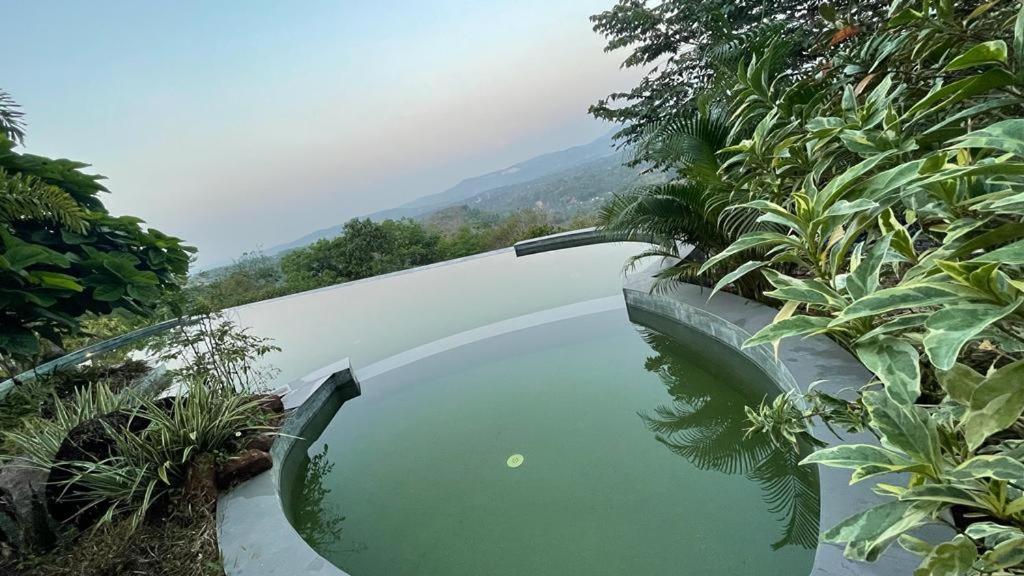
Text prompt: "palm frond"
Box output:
[[0, 90, 26, 145]]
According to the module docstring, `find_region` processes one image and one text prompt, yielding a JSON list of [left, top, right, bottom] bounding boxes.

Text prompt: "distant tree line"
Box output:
[[183, 207, 591, 311]]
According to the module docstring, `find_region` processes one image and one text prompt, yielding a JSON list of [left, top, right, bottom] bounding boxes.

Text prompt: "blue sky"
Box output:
[[4, 1, 637, 266]]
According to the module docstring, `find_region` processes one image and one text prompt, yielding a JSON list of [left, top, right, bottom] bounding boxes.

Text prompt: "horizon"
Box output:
[[4, 1, 638, 267]]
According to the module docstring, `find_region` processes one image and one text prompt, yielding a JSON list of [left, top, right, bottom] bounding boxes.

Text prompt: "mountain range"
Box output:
[[251, 130, 655, 260]]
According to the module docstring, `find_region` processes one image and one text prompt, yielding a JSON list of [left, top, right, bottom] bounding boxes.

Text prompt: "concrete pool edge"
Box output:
[[621, 277, 945, 576], [216, 297, 630, 576], [218, 360, 359, 576]]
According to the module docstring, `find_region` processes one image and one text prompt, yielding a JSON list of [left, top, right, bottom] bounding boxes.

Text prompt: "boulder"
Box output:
[[242, 433, 276, 453], [0, 458, 55, 552], [252, 394, 284, 414], [215, 450, 272, 490], [45, 411, 152, 530]]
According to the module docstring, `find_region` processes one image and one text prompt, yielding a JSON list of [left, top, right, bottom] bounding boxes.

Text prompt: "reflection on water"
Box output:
[[291, 445, 346, 550], [636, 329, 820, 550], [286, 308, 818, 575]]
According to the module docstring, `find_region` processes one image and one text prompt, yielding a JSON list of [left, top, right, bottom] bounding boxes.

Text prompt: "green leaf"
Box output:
[[0, 326, 40, 356], [912, 535, 978, 576], [979, 537, 1024, 571], [763, 269, 844, 307], [29, 271, 84, 292], [832, 283, 969, 326], [709, 260, 766, 298], [934, 363, 984, 406], [923, 302, 1019, 371], [900, 484, 980, 509], [857, 336, 921, 405], [92, 284, 125, 302], [906, 69, 1015, 119], [698, 231, 796, 274], [826, 500, 939, 562], [950, 119, 1024, 157], [862, 391, 941, 470], [943, 40, 1008, 72], [742, 315, 832, 348], [970, 238, 1024, 264], [801, 444, 910, 470], [962, 358, 1024, 450], [847, 234, 892, 299], [966, 522, 1023, 543], [822, 499, 918, 543], [3, 244, 69, 269], [948, 455, 1024, 482]]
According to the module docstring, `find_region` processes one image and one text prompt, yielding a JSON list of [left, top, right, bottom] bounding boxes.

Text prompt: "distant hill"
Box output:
[[257, 130, 656, 259]]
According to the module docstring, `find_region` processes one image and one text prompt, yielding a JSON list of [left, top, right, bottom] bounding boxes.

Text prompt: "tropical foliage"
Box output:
[[0, 91, 193, 374], [598, 0, 1024, 572]]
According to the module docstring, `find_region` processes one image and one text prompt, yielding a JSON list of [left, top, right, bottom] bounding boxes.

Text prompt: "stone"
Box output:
[[0, 458, 55, 552], [253, 394, 284, 414], [45, 411, 151, 530], [242, 433, 276, 453], [215, 450, 272, 490]]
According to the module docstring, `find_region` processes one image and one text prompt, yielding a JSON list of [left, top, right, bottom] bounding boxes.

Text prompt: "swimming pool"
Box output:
[[281, 301, 818, 576]]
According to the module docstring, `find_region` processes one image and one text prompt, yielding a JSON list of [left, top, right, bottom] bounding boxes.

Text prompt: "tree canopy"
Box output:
[[0, 91, 193, 369]]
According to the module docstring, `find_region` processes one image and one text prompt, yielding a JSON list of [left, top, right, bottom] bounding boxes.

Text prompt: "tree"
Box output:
[[0, 91, 193, 372], [589, 0, 887, 149], [280, 218, 441, 290]]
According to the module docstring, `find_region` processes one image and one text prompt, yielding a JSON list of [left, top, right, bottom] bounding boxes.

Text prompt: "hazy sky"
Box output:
[[4, 1, 638, 267]]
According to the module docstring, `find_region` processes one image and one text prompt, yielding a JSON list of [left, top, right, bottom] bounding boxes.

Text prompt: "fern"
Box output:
[[0, 168, 88, 232]]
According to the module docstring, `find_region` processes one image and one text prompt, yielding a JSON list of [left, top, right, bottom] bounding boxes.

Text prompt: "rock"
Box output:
[[45, 411, 152, 530], [0, 458, 55, 552], [242, 433, 276, 453], [215, 450, 272, 490], [252, 394, 284, 414]]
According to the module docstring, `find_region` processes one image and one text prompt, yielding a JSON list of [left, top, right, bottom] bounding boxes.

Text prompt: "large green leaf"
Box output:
[[943, 40, 1008, 72], [742, 315, 832, 348], [763, 269, 844, 307], [3, 244, 70, 269], [862, 391, 941, 471], [950, 118, 1024, 157], [947, 455, 1024, 482], [857, 336, 921, 405], [962, 359, 1024, 450], [832, 283, 969, 326], [800, 444, 910, 470], [899, 485, 981, 509], [709, 260, 765, 298], [979, 537, 1024, 571], [698, 231, 796, 274], [923, 301, 1019, 371], [912, 535, 977, 576], [970, 239, 1024, 264], [825, 500, 939, 562]]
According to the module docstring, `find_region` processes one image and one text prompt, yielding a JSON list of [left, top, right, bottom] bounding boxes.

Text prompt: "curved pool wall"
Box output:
[[219, 298, 629, 576], [217, 229, 943, 575]]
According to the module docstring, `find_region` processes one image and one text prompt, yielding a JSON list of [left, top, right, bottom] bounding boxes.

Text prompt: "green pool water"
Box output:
[[284, 307, 819, 576]]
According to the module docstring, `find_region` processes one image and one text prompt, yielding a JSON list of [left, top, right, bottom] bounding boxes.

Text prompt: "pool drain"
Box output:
[[506, 453, 525, 468]]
